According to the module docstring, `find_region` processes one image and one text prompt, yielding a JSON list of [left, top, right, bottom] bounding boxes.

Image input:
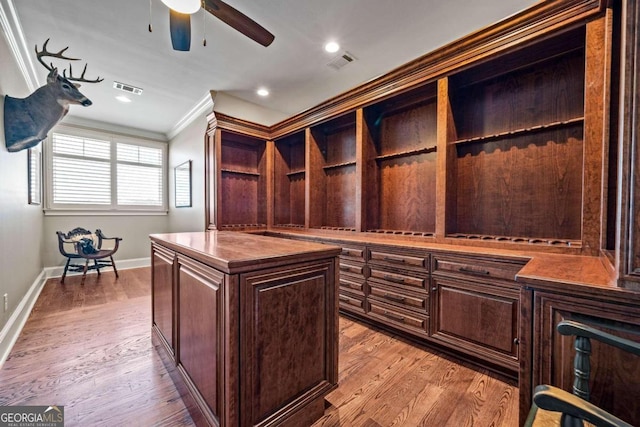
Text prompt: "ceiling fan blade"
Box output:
[[202, 0, 274, 47], [169, 9, 191, 51]]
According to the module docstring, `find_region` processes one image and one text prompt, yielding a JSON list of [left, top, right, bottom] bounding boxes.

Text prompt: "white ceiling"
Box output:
[[3, 0, 536, 139]]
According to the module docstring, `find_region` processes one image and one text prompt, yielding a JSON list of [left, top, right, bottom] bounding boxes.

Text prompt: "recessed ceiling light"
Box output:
[[257, 88, 269, 97], [324, 41, 340, 53], [116, 95, 132, 103]]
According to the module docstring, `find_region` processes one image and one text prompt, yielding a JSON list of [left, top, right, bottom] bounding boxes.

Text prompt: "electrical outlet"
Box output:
[[3, 294, 7, 312]]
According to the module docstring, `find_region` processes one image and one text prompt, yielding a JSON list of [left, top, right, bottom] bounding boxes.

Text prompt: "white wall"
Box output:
[[168, 112, 207, 232], [0, 36, 45, 331]]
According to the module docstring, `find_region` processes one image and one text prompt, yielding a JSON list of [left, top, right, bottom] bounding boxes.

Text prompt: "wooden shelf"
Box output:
[[286, 169, 306, 177], [447, 233, 581, 248], [451, 117, 584, 146], [274, 224, 305, 228], [218, 224, 267, 229], [367, 229, 435, 237], [221, 168, 261, 177], [318, 226, 357, 232], [375, 146, 437, 162], [322, 161, 356, 171]]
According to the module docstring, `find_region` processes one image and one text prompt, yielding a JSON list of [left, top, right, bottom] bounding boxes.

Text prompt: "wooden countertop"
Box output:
[[150, 231, 341, 274], [260, 229, 640, 304]]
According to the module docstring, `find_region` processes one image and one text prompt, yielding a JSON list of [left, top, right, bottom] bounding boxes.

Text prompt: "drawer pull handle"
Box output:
[[341, 250, 351, 256], [339, 296, 350, 302], [383, 256, 405, 263], [383, 274, 405, 284], [459, 266, 490, 275], [384, 293, 406, 303], [339, 265, 351, 271], [384, 311, 405, 322]]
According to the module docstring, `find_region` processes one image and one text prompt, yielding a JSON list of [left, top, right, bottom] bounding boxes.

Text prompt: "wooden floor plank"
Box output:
[[0, 268, 519, 426]]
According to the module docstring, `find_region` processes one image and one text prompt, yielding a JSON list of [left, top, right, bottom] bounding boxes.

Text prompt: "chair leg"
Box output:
[[81, 259, 89, 286], [111, 256, 119, 279], [61, 258, 71, 284], [95, 259, 101, 275]]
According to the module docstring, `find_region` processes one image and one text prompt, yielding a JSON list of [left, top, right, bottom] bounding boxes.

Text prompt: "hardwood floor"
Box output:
[[0, 268, 519, 426]]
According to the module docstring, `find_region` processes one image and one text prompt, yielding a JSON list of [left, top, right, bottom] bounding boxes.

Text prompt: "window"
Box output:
[[45, 126, 167, 213]]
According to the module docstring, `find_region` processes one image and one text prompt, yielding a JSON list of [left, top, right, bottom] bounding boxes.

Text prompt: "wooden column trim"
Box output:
[[205, 112, 218, 230], [617, 0, 640, 289], [435, 77, 457, 240], [582, 14, 610, 255]]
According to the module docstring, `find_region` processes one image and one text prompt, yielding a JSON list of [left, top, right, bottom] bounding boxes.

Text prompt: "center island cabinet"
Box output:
[[149, 231, 341, 427]]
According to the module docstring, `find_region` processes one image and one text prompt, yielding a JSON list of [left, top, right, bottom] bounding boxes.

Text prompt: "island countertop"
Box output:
[[150, 231, 341, 274]]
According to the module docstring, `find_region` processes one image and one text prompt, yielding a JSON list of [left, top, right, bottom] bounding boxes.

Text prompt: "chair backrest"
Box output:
[[558, 320, 640, 425]]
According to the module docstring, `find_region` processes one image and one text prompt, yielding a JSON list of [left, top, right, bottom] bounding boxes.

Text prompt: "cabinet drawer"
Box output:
[[339, 260, 365, 276], [367, 300, 428, 335], [369, 248, 428, 269], [369, 266, 427, 291], [340, 276, 364, 295], [368, 282, 428, 313], [339, 293, 365, 314], [339, 245, 366, 262], [432, 254, 525, 281]]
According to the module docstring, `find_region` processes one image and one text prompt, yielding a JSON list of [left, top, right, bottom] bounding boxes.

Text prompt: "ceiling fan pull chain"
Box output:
[[202, 8, 207, 46], [148, 0, 153, 32]]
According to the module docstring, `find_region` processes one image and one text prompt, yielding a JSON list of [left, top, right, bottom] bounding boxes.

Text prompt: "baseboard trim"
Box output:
[[43, 257, 151, 279], [0, 257, 151, 368], [0, 270, 47, 369]]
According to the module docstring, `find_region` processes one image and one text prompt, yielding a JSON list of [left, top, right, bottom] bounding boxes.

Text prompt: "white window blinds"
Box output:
[[52, 133, 111, 205], [49, 131, 166, 212], [117, 143, 163, 206]]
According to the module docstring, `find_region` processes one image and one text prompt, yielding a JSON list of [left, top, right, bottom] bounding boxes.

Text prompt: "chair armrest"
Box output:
[[558, 320, 640, 356], [95, 229, 123, 241], [532, 385, 633, 427]]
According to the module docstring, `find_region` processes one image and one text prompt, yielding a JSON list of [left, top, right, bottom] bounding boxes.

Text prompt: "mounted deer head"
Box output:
[[3, 39, 103, 152]]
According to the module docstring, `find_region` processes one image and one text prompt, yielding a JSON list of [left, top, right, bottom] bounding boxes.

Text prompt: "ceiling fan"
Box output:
[[160, 0, 274, 51]]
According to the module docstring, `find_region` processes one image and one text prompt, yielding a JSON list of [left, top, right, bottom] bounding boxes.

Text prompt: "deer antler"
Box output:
[[35, 38, 104, 83]]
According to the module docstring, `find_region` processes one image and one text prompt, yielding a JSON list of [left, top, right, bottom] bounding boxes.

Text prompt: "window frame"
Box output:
[[44, 125, 168, 215]]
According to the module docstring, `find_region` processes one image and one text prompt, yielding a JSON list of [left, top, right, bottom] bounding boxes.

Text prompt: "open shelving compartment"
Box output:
[[217, 130, 268, 230], [445, 28, 586, 248], [308, 112, 357, 231], [273, 131, 306, 229], [363, 83, 438, 237]]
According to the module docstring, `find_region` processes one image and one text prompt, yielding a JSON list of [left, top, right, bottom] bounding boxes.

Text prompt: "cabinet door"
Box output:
[[151, 244, 175, 353], [177, 255, 225, 425], [431, 275, 520, 372], [239, 259, 338, 427], [534, 292, 640, 425]]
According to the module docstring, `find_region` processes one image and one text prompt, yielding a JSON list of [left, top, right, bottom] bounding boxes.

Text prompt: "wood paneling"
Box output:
[[151, 244, 175, 352], [240, 261, 337, 425], [177, 256, 224, 421]]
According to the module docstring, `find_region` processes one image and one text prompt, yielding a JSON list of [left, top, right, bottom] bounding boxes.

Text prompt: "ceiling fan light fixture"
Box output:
[[161, 0, 201, 14]]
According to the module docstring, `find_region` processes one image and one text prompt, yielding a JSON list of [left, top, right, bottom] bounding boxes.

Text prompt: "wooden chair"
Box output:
[[56, 227, 122, 285], [525, 320, 640, 427]]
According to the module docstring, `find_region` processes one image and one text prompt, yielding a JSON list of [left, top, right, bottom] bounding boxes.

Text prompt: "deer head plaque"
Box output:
[[4, 39, 103, 152]]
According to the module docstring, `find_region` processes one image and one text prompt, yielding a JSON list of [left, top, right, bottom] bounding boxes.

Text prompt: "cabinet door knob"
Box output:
[[513, 338, 520, 345], [431, 287, 437, 292]]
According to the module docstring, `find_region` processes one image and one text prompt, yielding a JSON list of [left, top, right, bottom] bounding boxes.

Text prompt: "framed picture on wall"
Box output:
[[28, 146, 42, 205], [175, 160, 192, 208]]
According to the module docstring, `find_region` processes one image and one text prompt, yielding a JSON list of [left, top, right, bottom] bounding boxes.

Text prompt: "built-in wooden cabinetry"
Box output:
[[151, 233, 340, 427], [201, 1, 640, 425]]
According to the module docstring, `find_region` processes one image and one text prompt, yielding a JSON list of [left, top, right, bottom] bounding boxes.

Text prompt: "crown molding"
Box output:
[[166, 92, 213, 140], [0, 0, 39, 92]]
